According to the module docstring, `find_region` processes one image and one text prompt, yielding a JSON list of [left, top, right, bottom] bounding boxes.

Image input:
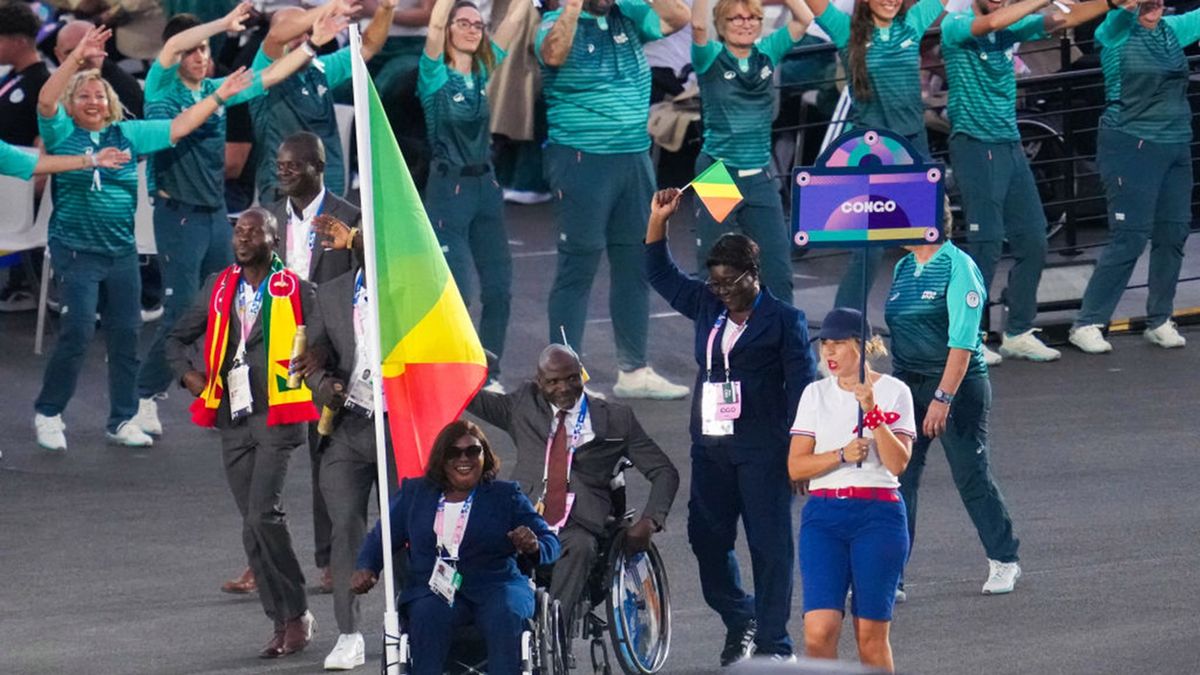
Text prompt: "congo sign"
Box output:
[[791, 129, 945, 249]]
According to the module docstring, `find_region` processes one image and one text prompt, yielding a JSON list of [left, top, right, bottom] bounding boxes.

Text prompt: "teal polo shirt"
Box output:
[[417, 43, 508, 166], [249, 46, 352, 197], [941, 9, 1046, 142], [818, 0, 944, 137], [536, 0, 664, 154], [1097, 8, 1200, 143], [885, 242, 988, 378], [39, 105, 174, 255], [0, 140, 37, 180], [144, 61, 266, 208], [692, 26, 797, 169]]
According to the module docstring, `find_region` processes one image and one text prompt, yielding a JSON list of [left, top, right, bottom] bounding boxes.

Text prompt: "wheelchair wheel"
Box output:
[[604, 536, 672, 674], [534, 591, 569, 674]]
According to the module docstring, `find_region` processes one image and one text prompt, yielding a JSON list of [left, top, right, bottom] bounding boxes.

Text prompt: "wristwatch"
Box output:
[[933, 388, 954, 405]]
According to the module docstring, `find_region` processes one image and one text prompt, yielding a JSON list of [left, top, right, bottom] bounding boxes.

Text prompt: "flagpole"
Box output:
[[349, 26, 401, 674]]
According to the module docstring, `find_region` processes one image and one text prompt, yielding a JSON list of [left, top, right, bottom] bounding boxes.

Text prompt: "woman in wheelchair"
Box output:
[[351, 420, 561, 675]]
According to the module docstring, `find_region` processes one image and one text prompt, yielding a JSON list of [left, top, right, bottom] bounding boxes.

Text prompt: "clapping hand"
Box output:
[[508, 526, 540, 555], [313, 214, 353, 250]]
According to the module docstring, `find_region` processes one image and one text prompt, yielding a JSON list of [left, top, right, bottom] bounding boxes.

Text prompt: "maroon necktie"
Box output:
[[543, 410, 570, 525]]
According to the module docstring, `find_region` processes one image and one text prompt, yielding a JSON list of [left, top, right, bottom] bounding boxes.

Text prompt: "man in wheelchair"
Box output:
[[468, 345, 680, 629]]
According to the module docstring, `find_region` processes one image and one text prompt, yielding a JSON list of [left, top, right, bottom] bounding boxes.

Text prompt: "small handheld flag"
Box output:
[[688, 160, 743, 223]]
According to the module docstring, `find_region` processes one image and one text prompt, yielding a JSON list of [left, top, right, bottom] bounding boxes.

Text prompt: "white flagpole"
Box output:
[[349, 26, 401, 674]]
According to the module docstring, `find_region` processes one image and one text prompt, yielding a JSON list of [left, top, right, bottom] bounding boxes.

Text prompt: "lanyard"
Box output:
[[0, 73, 24, 100], [351, 270, 369, 364], [434, 488, 476, 560], [705, 292, 762, 382], [234, 275, 267, 362], [541, 395, 589, 491], [289, 194, 327, 252]]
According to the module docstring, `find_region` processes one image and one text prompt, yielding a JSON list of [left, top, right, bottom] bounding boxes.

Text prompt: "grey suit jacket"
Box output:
[[270, 191, 360, 285], [166, 269, 319, 432], [468, 383, 679, 536]]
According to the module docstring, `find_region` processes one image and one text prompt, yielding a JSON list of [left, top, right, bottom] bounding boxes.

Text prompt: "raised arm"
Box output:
[[652, 0, 692, 35], [966, 0, 1051, 36], [782, 0, 814, 40], [1043, 0, 1113, 33], [158, 1, 251, 68], [492, 0, 535, 52], [802, 0, 831, 20], [540, 0, 584, 67], [362, 0, 398, 61], [424, 0, 457, 60], [363, 0, 434, 29], [34, 147, 132, 175], [169, 68, 255, 144], [263, 0, 357, 60], [39, 25, 111, 119], [259, 6, 352, 88], [692, 0, 710, 44]]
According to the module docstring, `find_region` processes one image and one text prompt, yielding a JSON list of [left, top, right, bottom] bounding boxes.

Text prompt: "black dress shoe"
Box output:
[[719, 619, 757, 667]]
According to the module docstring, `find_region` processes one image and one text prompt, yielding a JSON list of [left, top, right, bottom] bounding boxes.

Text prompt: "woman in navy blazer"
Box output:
[[353, 420, 560, 675], [645, 189, 817, 664]]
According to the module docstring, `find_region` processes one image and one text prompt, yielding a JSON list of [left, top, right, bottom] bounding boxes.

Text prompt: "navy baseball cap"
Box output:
[[817, 307, 869, 341]]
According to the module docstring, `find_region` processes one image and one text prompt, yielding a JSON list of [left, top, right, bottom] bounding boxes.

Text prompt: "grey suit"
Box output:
[[468, 383, 679, 618], [272, 190, 360, 571], [166, 270, 318, 627], [305, 270, 383, 634]]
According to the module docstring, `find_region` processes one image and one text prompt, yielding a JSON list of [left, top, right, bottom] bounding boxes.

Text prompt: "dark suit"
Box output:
[[272, 190, 360, 571], [358, 478, 560, 675], [468, 383, 679, 618], [645, 239, 816, 657], [166, 269, 319, 628]]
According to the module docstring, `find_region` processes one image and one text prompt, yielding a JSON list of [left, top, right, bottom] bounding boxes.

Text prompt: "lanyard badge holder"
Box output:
[[343, 273, 375, 417], [229, 278, 266, 422], [429, 489, 474, 605], [700, 300, 758, 436], [536, 397, 588, 530]]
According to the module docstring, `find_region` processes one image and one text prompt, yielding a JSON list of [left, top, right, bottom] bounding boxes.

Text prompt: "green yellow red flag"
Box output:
[[690, 160, 743, 223]]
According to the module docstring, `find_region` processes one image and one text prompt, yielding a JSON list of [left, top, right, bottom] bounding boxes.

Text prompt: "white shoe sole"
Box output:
[[982, 569, 1022, 595], [1069, 338, 1112, 354], [998, 347, 1060, 362]]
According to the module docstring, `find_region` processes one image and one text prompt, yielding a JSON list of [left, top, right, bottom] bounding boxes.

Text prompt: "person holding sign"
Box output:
[[883, 225, 1022, 597], [352, 420, 560, 675], [1069, 0, 1194, 354], [788, 307, 914, 672], [689, 0, 814, 302], [940, 0, 1116, 364], [645, 188, 816, 664]]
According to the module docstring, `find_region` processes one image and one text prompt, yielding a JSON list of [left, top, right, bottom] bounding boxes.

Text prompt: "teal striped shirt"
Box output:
[[885, 242, 988, 378], [417, 44, 508, 166], [39, 105, 174, 255], [692, 27, 797, 169], [819, 0, 944, 137], [536, 0, 664, 154], [0, 140, 37, 180], [1097, 8, 1200, 143], [941, 9, 1045, 142]]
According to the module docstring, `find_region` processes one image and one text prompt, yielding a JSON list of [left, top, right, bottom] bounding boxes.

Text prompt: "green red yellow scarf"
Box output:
[[189, 255, 319, 427]]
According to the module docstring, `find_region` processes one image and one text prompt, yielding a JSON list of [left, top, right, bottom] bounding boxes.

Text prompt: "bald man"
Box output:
[[54, 20, 144, 119]]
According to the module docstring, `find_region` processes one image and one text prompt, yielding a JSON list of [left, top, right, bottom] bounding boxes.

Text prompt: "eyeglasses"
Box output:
[[705, 269, 750, 294], [452, 18, 486, 32], [275, 160, 309, 174], [725, 15, 763, 26], [444, 444, 484, 461]]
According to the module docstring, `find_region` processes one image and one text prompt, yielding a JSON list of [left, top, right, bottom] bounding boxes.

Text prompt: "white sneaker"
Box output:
[[981, 559, 1021, 595], [1069, 324, 1112, 354], [999, 329, 1061, 362], [324, 632, 366, 670], [612, 367, 689, 400], [502, 189, 553, 205], [141, 305, 164, 323], [483, 379, 507, 394], [35, 413, 67, 451], [107, 420, 154, 447], [981, 343, 1003, 366], [131, 397, 163, 436], [0, 288, 37, 312], [1144, 321, 1186, 349]]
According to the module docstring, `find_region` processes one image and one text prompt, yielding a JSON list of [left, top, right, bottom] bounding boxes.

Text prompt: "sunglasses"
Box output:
[[444, 444, 484, 461]]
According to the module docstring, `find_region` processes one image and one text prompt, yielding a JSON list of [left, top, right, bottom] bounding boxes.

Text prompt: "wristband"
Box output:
[[213, 92, 226, 107], [933, 388, 954, 405], [301, 39, 318, 58], [348, 226, 360, 249], [89, 153, 98, 168], [838, 447, 847, 464]]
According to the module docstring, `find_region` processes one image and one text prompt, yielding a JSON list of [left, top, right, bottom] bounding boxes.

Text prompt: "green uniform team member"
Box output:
[[690, 0, 813, 303], [250, 0, 395, 201], [419, 0, 528, 391], [884, 229, 1022, 598], [31, 26, 252, 453], [1069, 0, 1194, 354], [816, 0, 946, 310], [132, 3, 336, 437], [537, 0, 691, 399], [940, 0, 1113, 363]]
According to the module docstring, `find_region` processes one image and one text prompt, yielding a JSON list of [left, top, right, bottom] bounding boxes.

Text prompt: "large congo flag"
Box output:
[[362, 76, 487, 480]]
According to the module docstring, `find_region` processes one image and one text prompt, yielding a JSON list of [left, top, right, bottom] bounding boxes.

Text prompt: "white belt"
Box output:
[[736, 168, 763, 178]]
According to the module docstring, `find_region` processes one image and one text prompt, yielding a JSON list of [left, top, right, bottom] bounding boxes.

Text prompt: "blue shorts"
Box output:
[[799, 495, 909, 621]]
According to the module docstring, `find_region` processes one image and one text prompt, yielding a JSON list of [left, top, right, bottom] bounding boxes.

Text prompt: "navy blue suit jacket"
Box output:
[[645, 240, 817, 461], [358, 478, 560, 606]]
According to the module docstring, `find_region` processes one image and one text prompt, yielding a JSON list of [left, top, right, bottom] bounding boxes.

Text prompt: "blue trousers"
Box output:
[[427, 168, 513, 374], [1075, 129, 1192, 330], [137, 200, 231, 398], [407, 584, 533, 675], [545, 146, 654, 372], [688, 442, 794, 656], [692, 154, 793, 304], [35, 242, 141, 432]]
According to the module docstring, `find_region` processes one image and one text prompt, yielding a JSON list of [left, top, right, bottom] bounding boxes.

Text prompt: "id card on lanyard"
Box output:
[[429, 489, 474, 605], [700, 294, 761, 436], [229, 277, 267, 421], [344, 271, 375, 417], [537, 396, 588, 530]]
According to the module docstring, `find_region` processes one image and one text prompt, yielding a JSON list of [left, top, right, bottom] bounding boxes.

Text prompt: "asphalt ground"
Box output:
[[2, 198, 1199, 674]]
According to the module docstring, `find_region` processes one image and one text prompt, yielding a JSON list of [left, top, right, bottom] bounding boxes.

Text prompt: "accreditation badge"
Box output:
[[228, 362, 254, 421], [700, 381, 740, 436], [343, 368, 374, 418], [429, 558, 463, 606]]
